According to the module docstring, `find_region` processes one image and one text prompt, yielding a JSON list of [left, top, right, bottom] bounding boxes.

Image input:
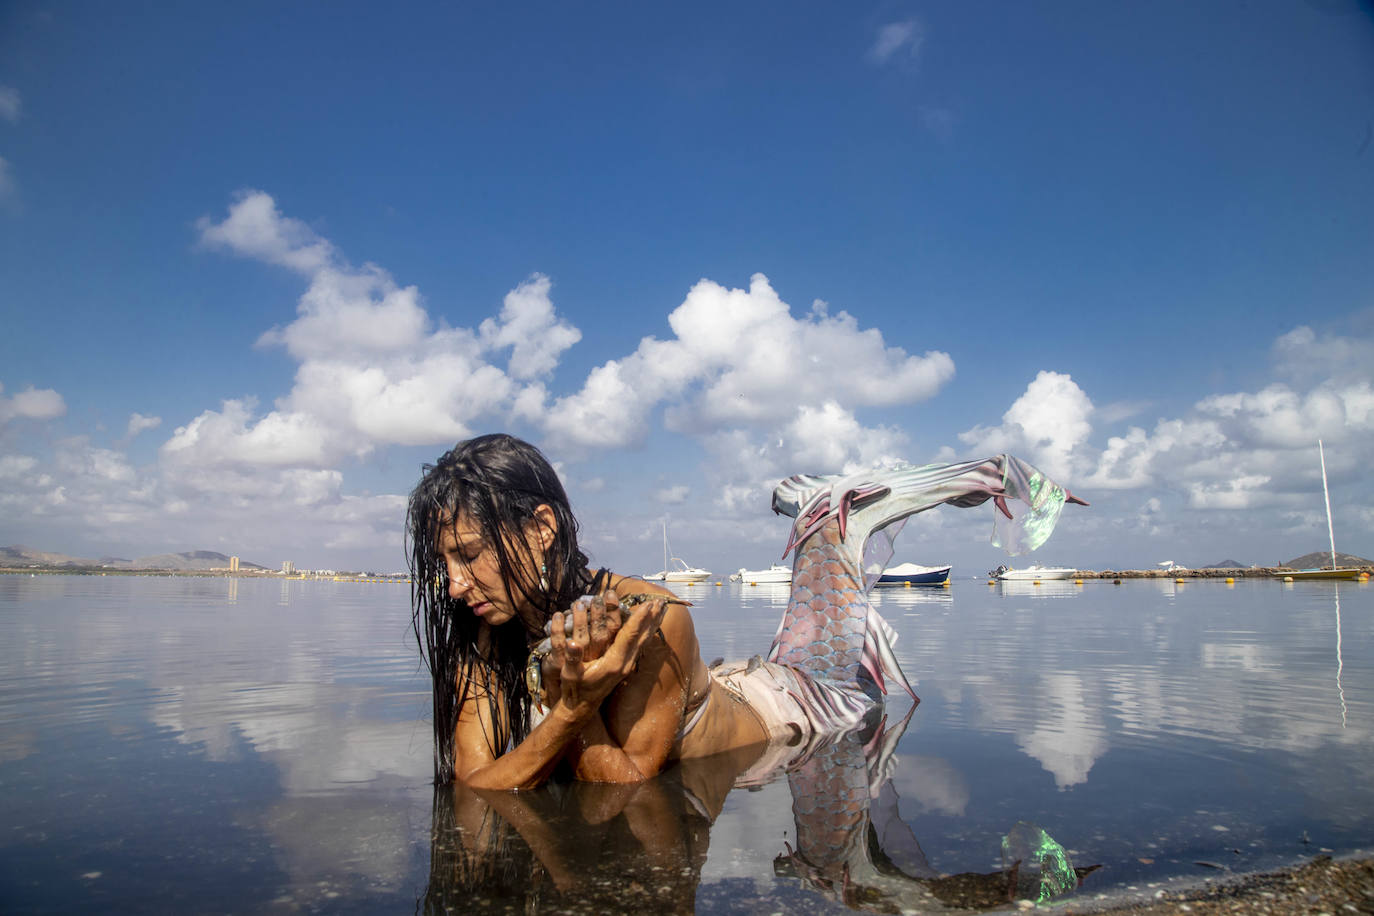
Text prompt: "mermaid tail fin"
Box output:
[[769, 455, 1085, 699]]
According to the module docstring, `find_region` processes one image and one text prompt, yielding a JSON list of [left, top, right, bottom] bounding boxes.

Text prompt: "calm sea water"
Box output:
[[1, 573, 1371, 913]]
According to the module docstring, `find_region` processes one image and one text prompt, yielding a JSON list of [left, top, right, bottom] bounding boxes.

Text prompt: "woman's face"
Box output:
[[435, 508, 550, 633]]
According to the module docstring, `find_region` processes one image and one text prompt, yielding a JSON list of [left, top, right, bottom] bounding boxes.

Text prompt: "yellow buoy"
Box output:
[[1074, 578, 1083, 585], [1033, 580, 1041, 585], [904, 581, 911, 588], [987, 580, 995, 585], [1225, 577, 1235, 584], [942, 580, 951, 588]]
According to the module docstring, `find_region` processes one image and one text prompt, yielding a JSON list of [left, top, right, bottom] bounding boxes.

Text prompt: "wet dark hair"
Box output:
[[407, 433, 599, 783]]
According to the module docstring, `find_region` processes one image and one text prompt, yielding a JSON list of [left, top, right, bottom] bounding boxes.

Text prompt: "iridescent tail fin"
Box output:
[[769, 455, 1086, 699]]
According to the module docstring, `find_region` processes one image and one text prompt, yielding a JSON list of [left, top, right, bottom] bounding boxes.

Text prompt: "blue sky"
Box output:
[[2, 1, 1372, 575]]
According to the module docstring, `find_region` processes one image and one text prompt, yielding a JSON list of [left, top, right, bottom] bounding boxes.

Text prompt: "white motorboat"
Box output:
[[729, 564, 792, 584], [645, 521, 712, 582], [992, 564, 1077, 581], [663, 559, 712, 583]]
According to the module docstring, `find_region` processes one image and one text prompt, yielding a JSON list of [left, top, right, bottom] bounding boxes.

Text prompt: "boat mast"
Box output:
[[1319, 439, 1337, 570]]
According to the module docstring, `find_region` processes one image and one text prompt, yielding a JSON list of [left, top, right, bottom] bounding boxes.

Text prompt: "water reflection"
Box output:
[[870, 584, 955, 610], [729, 581, 793, 608], [3, 575, 1372, 911], [424, 706, 1096, 913], [1336, 583, 1347, 729], [994, 579, 1082, 599]]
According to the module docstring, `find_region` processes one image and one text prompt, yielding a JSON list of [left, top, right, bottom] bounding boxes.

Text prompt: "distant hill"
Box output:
[[1284, 551, 1372, 569], [1, 545, 267, 571], [1202, 559, 1248, 569], [129, 550, 266, 571], [0, 545, 86, 567]]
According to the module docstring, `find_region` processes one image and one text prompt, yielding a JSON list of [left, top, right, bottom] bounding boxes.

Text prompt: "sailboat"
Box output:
[[643, 521, 712, 583], [1281, 440, 1365, 580]]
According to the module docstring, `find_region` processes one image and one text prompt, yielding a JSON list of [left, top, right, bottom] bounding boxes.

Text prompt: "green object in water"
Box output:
[[1001, 821, 1077, 903]]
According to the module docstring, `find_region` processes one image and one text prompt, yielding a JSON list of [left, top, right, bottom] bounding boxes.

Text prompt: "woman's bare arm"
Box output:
[[564, 599, 698, 782], [453, 599, 670, 790]]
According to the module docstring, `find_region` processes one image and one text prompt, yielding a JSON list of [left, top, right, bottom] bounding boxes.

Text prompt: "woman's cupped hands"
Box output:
[[540, 591, 671, 711]]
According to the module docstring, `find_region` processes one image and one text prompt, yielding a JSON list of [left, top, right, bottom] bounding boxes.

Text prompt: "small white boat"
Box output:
[[729, 564, 792, 584], [993, 564, 1077, 581], [662, 559, 712, 583], [645, 522, 712, 582]]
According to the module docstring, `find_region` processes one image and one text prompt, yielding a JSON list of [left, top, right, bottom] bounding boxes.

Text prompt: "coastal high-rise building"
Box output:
[[230, 556, 240, 572], [281, 560, 295, 575]]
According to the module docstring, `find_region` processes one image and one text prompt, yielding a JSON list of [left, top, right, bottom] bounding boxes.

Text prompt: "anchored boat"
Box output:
[[644, 521, 712, 582], [729, 564, 792, 584], [991, 564, 1077, 581], [876, 563, 951, 586], [1281, 441, 1365, 581]]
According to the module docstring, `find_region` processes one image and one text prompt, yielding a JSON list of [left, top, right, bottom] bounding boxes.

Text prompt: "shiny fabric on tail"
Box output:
[[768, 454, 1086, 702]]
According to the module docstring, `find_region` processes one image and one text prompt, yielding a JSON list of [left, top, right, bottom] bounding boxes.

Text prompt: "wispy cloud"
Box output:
[[918, 106, 954, 143], [125, 412, 162, 439], [869, 19, 924, 65], [0, 86, 20, 123]]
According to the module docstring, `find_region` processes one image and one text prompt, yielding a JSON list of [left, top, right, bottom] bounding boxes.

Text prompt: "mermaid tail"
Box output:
[[769, 455, 1086, 701]]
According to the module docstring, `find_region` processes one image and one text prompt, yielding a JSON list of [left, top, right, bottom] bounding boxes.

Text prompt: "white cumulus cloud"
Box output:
[[0, 383, 67, 424], [543, 274, 953, 455], [958, 371, 1094, 479], [479, 274, 582, 380], [184, 191, 581, 470], [162, 398, 333, 469], [198, 190, 335, 275]]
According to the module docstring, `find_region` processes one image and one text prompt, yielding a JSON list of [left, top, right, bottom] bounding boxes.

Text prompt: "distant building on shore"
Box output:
[[230, 556, 240, 572], [281, 560, 295, 575]]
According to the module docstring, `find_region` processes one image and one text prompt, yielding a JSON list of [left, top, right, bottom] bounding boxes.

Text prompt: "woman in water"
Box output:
[[407, 433, 768, 789], [408, 433, 1083, 789]]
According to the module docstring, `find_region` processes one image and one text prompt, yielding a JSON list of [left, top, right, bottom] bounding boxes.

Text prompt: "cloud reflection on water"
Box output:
[[2, 575, 1372, 911]]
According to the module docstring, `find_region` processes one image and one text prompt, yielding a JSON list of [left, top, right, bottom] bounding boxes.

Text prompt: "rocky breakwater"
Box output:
[[1080, 566, 1372, 579], [1082, 567, 1289, 579]]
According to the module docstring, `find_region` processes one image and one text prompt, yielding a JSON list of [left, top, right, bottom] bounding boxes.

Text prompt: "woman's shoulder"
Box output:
[[601, 573, 698, 642], [603, 571, 674, 599]]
